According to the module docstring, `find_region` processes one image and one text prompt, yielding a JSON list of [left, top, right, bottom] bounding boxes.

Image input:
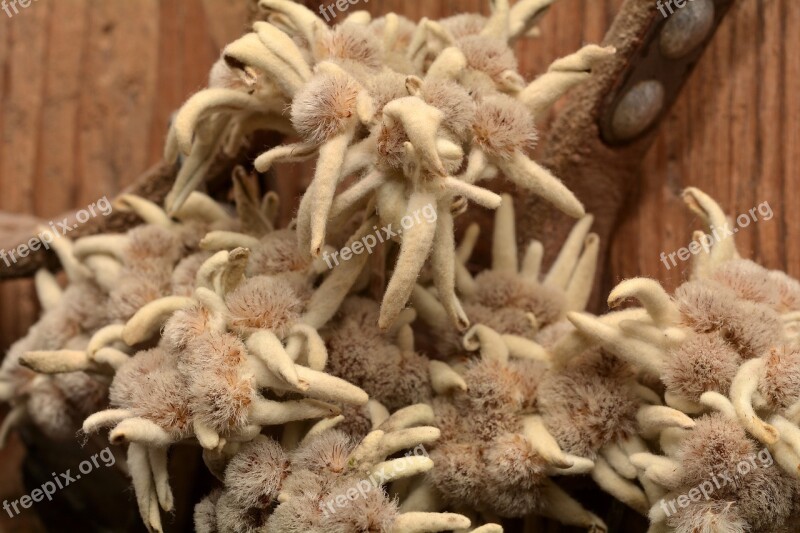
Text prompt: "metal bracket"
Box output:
[[600, 0, 735, 145]]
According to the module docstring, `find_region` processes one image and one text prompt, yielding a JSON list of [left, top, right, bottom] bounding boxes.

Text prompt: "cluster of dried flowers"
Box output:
[[3, 0, 800, 532], [567, 188, 800, 533]]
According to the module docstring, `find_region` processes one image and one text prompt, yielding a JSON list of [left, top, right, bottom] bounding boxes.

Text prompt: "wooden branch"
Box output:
[[0, 130, 281, 280], [0, 161, 175, 279]]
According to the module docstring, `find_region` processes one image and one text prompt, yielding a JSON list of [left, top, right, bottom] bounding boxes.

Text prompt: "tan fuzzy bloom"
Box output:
[[472, 94, 537, 161], [291, 70, 361, 145], [226, 275, 305, 337]]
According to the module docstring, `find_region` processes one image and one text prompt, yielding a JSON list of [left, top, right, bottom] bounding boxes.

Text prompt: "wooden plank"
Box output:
[[0, 0, 48, 353], [0, 1, 796, 530], [0, 4, 247, 530]]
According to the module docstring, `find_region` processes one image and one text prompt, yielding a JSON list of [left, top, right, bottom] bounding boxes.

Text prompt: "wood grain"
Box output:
[[0, 0, 244, 345], [0, 0, 796, 531], [0, 2, 247, 530], [4, 0, 794, 337], [608, 0, 799, 297]]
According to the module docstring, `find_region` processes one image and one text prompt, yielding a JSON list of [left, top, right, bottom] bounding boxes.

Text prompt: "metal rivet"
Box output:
[[610, 80, 665, 141], [660, 0, 715, 59]]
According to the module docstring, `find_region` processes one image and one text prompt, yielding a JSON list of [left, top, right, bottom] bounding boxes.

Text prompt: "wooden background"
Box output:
[[0, 0, 796, 530]]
